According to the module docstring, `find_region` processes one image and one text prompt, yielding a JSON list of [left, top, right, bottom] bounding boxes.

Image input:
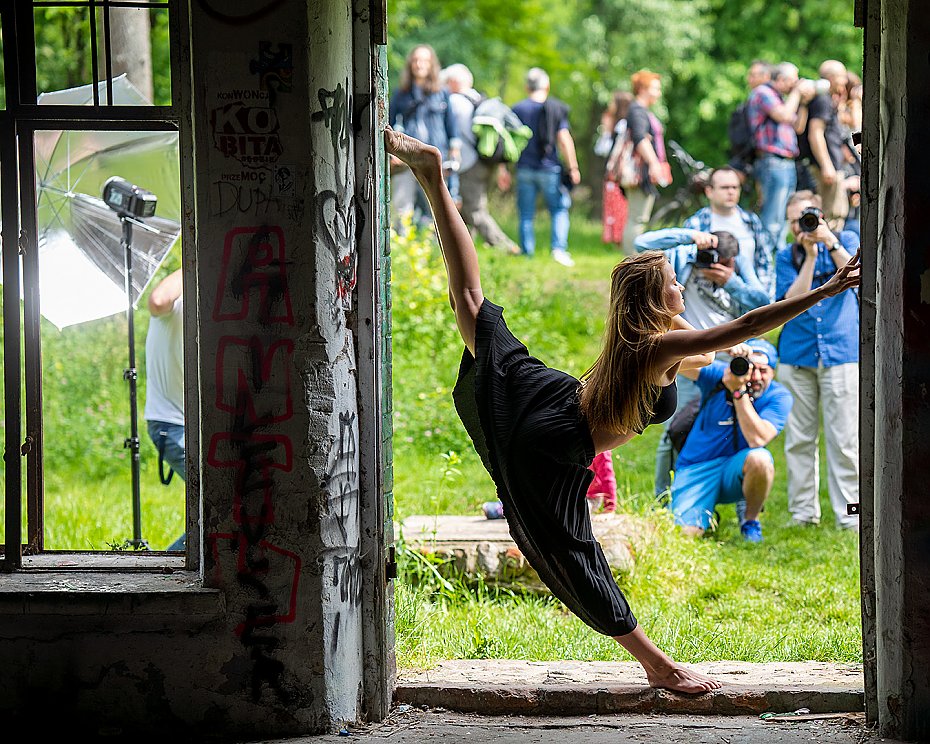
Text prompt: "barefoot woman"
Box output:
[[385, 129, 860, 694]]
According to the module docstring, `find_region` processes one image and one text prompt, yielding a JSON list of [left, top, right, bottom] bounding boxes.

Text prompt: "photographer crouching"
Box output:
[[669, 339, 793, 542], [776, 191, 860, 530]]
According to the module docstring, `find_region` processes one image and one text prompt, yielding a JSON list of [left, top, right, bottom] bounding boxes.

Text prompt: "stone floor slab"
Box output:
[[394, 660, 864, 716]]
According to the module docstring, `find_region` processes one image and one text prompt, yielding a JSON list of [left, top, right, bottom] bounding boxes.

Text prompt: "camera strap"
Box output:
[[156, 430, 175, 486]]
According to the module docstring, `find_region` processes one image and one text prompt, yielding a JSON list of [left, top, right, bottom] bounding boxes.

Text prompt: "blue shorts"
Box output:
[[670, 447, 772, 530]]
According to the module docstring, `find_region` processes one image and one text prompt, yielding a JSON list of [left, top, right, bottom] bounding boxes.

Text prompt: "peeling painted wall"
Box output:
[[869, 0, 930, 739], [194, 0, 365, 732]]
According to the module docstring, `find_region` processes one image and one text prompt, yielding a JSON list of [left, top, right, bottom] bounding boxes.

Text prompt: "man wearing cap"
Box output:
[[669, 338, 793, 542]]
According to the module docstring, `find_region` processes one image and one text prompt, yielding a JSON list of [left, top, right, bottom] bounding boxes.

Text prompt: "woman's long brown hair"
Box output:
[[580, 251, 675, 436], [399, 44, 442, 94]]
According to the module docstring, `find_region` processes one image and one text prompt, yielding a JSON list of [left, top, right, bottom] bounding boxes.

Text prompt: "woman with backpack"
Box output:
[[388, 44, 460, 228], [384, 126, 860, 694]]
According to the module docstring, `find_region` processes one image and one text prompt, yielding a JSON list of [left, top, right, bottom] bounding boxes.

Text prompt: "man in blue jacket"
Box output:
[[634, 226, 771, 497]]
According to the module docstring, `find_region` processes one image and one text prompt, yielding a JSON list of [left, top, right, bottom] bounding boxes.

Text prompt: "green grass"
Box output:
[[391, 199, 862, 668], [0, 250, 186, 552]]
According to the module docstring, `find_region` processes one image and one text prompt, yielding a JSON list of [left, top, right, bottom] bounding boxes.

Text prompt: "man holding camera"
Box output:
[[683, 166, 776, 298], [634, 226, 770, 496], [747, 62, 816, 248], [670, 339, 793, 542], [776, 191, 860, 530]]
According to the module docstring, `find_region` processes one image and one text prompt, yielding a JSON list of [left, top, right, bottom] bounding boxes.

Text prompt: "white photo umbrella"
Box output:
[[26, 75, 181, 329]]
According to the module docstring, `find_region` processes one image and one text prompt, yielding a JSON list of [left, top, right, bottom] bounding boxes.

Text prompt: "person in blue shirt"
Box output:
[[776, 191, 860, 530], [671, 338, 793, 542], [634, 226, 771, 498]]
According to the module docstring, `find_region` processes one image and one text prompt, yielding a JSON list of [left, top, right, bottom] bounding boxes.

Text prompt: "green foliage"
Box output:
[[386, 0, 863, 183], [31, 8, 170, 103], [0, 250, 184, 551]]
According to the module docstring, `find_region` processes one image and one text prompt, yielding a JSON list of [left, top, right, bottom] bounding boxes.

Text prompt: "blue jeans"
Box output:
[[147, 420, 187, 551], [755, 154, 797, 247], [516, 167, 571, 255]]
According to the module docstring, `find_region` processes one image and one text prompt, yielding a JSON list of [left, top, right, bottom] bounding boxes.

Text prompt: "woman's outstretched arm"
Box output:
[[385, 127, 484, 355], [654, 250, 861, 371]]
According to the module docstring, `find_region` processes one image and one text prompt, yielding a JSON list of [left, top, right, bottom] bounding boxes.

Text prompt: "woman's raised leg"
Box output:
[[385, 127, 484, 355]]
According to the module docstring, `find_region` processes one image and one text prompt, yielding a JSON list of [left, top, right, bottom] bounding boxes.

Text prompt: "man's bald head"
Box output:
[[819, 59, 847, 80]]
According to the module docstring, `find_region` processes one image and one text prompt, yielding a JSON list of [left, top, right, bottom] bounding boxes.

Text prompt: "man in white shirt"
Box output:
[[144, 268, 186, 551]]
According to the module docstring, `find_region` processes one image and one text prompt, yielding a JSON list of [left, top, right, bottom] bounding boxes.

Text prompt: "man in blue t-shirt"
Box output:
[[670, 338, 793, 542], [511, 67, 581, 267]]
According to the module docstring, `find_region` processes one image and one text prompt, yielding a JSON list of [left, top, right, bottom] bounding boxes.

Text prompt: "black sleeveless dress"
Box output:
[[452, 299, 676, 637]]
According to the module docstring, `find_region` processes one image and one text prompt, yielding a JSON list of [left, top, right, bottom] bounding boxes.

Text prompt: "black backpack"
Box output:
[[727, 101, 755, 164], [666, 382, 725, 455]]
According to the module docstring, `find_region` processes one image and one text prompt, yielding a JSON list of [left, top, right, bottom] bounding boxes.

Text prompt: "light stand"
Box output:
[[120, 216, 146, 549], [103, 177, 158, 551]]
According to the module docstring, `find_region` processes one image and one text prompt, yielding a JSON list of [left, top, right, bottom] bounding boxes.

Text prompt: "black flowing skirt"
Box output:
[[451, 299, 638, 636]]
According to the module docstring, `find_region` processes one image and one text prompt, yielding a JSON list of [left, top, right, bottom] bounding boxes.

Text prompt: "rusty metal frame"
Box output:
[[1, 0, 185, 568]]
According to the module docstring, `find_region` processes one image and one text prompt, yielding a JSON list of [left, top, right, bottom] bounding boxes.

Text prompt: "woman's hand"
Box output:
[[821, 249, 861, 297]]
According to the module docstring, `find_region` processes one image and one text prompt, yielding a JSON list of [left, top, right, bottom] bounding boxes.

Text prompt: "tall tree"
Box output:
[[103, 7, 153, 102]]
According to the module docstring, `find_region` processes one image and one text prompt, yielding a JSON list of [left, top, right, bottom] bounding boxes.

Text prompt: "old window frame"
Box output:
[[0, 0, 195, 570]]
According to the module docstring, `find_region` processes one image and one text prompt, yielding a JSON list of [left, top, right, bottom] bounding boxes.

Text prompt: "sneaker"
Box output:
[[482, 500, 505, 519], [551, 249, 575, 267], [740, 519, 763, 543]]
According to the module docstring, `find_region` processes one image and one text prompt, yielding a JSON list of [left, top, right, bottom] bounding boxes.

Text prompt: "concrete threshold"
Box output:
[[395, 660, 864, 716]]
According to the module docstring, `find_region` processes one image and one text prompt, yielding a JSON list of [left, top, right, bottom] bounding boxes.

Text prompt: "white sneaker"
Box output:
[[552, 249, 575, 267]]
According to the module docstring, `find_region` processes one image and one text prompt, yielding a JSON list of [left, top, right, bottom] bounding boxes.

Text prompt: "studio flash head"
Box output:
[[102, 176, 157, 219]]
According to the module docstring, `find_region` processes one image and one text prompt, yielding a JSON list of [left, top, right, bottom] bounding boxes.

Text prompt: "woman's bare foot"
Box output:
[[646, 664, 722, 694], [384, 127, 442, 178]]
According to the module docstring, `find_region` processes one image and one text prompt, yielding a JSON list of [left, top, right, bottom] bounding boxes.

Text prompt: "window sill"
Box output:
[[0, 553, 224, 620]]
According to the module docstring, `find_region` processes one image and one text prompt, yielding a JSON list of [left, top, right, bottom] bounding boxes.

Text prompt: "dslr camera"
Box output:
[[729, 355, 751, 376], [693, 248, 720, 269], [797, 205, 823, 233]]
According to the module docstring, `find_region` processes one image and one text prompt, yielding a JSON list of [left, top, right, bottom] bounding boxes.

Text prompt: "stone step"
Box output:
[[395, 660, 865, 716], [397, 513, 646, 591]]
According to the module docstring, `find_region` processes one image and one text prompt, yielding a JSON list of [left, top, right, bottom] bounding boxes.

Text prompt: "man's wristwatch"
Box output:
[[732, 388, 748, 400], [828, 241, 842, 253]]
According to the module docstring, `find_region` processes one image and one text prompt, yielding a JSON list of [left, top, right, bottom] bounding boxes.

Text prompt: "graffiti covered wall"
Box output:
[[193, 0, 364, 730]]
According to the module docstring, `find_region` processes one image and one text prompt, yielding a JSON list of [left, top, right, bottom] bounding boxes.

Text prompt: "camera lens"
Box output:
[[729, 356, 750, 376]]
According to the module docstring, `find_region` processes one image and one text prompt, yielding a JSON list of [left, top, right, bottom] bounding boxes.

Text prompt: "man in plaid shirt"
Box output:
[[747, 62, 815, 248], [684, 166, 775, 299]]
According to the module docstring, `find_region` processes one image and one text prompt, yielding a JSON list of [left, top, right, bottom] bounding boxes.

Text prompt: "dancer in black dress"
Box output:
[[385, 128, 860, 694]]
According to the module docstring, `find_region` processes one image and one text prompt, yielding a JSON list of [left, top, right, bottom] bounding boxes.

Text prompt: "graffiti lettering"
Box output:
[[311, 82, 351, 157], [212, 101, 284, 167], [333, 554, 363, 606], [213, 225, 294, 325], [207, 221, 300, 702]]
